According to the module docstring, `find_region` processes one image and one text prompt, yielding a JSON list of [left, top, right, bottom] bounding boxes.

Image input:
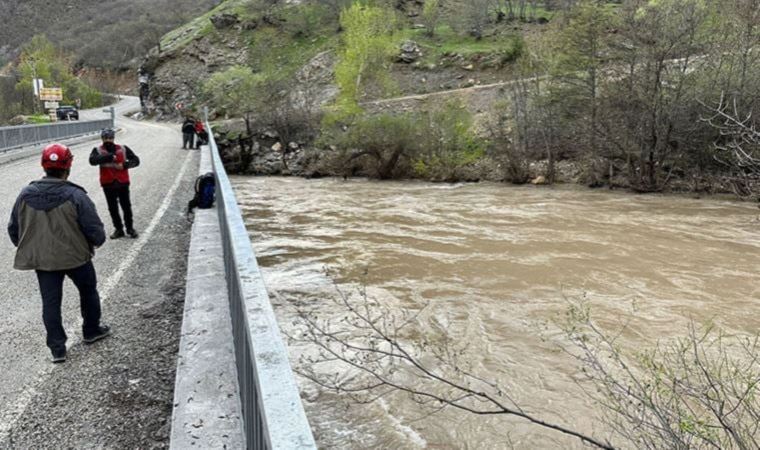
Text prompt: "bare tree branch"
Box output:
[[290, 276, 616, 449]]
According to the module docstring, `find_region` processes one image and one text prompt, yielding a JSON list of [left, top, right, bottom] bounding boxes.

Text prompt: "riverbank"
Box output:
[[213, 120, 754, 202]]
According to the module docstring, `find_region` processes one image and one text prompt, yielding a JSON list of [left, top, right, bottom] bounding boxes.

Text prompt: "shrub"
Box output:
[[325, 101, 485, 181], [413, 101, 486, 181], [331, 113, 419, 179], [282, 3, 332, 39]]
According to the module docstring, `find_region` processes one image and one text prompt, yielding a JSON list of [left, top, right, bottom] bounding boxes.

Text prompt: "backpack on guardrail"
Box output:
[[187, 172, 216, 215]]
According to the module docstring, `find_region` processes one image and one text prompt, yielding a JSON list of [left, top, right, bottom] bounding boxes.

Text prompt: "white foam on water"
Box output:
[[378, 397, 428, 449]]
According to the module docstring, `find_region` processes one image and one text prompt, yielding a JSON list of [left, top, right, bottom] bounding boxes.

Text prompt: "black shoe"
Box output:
[[110, 229, 125, 239], [51, 349, 66, 364], [127, 229, 139, 239], [84, 325, 111, 344]]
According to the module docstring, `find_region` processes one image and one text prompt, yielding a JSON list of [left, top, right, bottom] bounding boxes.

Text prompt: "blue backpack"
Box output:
[[188, 172, 216, 213]]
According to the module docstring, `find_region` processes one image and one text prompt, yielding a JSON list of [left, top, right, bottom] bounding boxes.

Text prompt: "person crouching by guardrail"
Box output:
[[194, 120, 208, 149], [89, 128, 141, 239], [7, 143, 112, 363]]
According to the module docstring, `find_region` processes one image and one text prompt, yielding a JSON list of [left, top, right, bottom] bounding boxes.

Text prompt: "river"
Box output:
[[232, 176, 760, 449]]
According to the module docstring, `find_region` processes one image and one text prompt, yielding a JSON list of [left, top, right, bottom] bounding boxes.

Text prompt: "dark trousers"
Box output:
[[36, 261, 101, 352], [196, 132, 207, 149], [103, 185, 133, 232], [182, 132, 195, 149]]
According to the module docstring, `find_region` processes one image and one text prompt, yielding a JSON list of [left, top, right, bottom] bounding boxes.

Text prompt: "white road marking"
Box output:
[[0, 150, 193, 445]]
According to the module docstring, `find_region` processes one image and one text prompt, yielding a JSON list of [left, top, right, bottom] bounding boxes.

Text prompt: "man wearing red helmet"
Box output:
[[7, 143, 111, 363], [89, 128, 140, 239]]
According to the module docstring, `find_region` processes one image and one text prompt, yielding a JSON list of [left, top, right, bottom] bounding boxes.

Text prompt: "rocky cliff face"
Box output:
[[142, 8, 339, 121], [144, 32, 251, 119]]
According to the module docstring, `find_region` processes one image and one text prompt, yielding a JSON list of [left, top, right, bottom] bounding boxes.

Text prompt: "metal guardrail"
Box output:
[[0, 111, 114, 153], [206, 116, 317, 449]]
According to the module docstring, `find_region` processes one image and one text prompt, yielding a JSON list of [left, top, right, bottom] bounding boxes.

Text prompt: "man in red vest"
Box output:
[[89, 128, 141, 239]]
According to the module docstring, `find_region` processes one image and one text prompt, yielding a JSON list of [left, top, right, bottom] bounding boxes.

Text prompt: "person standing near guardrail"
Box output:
[[181, 117, 196, 150], [7, 143, 111, 363], [89, 128, 141, 239]]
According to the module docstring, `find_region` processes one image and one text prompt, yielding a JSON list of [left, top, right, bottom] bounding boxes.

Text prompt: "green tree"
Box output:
[[15, 35, 101, 113], [608, 0, 712, 191], [16, 35, 61, 113], [422, 0, 442, 37], [696, 0, 760, 196], [201, 65, 262, 119], [332, 2, 398, 118], [547, 0, 615, 184], [450, 0, 492, 39]]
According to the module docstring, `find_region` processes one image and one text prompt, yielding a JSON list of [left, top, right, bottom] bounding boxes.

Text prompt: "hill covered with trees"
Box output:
[[0, 0, 222, 124], [0, 0, 220, 69]]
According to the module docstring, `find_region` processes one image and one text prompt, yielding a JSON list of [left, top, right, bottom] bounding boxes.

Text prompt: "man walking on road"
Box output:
[[89, 128, 140, 239], [7, 143, 112, 363]]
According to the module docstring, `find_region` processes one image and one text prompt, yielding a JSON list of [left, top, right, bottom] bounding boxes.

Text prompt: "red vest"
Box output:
[[98, 144, 130, 186]]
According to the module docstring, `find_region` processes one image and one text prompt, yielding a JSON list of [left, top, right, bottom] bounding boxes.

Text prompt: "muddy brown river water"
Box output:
[[232, 176, 760, 449]]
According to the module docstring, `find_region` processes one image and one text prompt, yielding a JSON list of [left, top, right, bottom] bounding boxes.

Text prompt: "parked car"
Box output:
[[56, 105, 79, 120]]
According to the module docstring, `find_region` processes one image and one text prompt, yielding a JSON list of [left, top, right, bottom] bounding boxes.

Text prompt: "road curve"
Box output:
[[0, 97, 199, 447]]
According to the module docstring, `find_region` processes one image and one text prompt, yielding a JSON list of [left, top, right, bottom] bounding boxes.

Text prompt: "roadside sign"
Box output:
[[39, 87, 63, 101], [175, 102, 183, 110], [33, 78, 44, 96], [44, 101, 59, 109]]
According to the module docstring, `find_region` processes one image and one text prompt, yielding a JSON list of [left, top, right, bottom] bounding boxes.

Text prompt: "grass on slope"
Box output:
[[401, 25, 525, 69], [160, 0, 256, 53]]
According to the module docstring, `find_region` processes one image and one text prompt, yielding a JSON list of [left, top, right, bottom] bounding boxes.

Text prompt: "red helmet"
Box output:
[[41, 143, 74, 170]]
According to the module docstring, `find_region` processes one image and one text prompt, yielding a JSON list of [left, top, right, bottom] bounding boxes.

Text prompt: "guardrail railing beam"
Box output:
[[0, 118, 113, 154], [206, 119, 317, 450]]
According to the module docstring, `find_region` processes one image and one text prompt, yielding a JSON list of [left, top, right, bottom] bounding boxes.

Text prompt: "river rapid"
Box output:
[[232, 176, 760, 449]]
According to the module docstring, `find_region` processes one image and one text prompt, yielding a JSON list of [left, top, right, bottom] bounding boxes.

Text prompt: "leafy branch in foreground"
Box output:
[[289, 280, 615, 449], [561, 299, 760, 449]]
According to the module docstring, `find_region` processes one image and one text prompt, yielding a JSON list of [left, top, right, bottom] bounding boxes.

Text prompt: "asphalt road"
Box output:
[[0, 97, 199, 447]]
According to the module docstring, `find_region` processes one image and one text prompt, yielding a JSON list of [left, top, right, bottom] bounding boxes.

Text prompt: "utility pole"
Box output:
[[25, 57, 39, 114]]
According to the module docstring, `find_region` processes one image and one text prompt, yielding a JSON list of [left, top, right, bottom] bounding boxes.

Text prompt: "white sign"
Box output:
[[44, 101, 59, 109], [33, 78, 44, 96]]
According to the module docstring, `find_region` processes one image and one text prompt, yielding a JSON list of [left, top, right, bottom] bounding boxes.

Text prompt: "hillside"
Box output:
[[145, 0, 759, 198], [142, 0, 542, 117], [0, 0, 221, 69]]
